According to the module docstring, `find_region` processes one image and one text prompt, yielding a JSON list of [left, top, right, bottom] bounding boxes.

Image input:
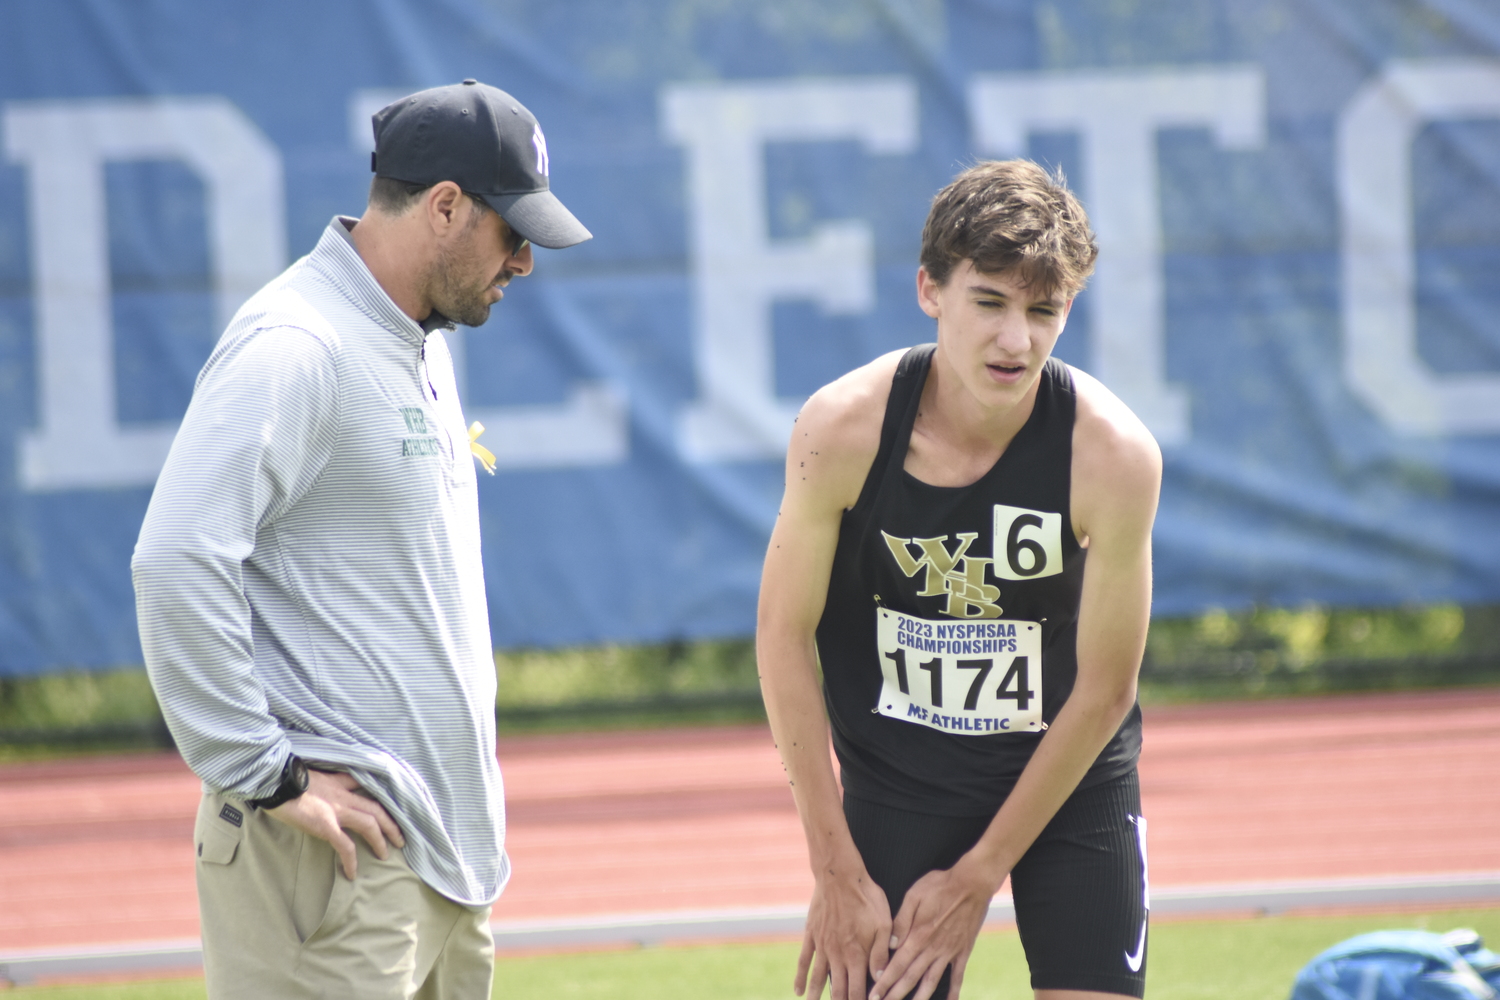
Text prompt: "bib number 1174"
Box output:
[[874, 609, 1043, 735]]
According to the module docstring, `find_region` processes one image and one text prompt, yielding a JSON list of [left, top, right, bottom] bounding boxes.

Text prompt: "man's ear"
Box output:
[[916, 266, 942, 320], [424, 181, 466, 235]]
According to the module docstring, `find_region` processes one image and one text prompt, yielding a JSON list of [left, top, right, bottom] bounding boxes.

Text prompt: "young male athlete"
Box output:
[[758, 159, 1161, 1000]]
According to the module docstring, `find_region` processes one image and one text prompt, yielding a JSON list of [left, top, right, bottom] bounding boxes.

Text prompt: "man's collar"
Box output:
[[421, 309, 456, 335], [324, 216, 454, 340]]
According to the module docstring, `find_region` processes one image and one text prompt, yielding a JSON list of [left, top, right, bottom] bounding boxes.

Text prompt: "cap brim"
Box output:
[[484, 189, 592, 250]]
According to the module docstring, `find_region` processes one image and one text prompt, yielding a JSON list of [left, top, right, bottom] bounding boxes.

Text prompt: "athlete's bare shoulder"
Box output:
[[1067, 365, 1163, 544], [786, 348, 906, 514]]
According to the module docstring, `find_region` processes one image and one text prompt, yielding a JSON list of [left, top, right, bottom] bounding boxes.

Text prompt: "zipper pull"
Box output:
[[419, 344, 438, 399]]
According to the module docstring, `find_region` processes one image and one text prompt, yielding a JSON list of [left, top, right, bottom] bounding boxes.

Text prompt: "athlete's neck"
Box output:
[[904, 352, 1046, 488]]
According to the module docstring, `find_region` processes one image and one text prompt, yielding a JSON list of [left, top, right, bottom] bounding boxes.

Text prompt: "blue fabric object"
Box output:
[[1, 1, 1499, 673], [1290, 930, 1500, 1000]]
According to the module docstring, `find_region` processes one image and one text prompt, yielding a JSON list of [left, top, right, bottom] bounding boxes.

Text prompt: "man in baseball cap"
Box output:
[[134, 80, 588, 999], [371, 78, 591, 250]]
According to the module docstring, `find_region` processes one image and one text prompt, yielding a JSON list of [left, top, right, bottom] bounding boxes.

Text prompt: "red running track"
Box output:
[[2, 688, 1498, 951]]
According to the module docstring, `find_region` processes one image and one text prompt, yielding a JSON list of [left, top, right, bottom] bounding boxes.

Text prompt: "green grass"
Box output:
[[1135, 602, 1500, 701], [11, 907, 1500, 999], [494, 639, 758, 710], [0, 977, 207, 999], [6, 603, 1500, 752], [1145, 603, 1480, 668]]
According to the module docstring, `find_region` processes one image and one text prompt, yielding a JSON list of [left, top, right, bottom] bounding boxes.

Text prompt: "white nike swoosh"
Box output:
[[1124, 921, 1147, 972]]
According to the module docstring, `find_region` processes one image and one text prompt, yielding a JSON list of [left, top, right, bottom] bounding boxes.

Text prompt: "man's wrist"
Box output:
[[248, 755, 310, 810]]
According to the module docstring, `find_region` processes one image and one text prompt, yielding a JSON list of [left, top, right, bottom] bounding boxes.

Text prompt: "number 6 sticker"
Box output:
[[992, 504, 1063, 581]]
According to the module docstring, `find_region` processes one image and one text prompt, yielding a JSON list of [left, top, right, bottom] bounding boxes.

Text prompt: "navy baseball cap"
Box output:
[[371, 79, 592, 249]]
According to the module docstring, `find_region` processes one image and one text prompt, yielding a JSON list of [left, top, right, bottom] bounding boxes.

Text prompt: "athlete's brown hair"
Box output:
[[919, 159, 1098, 296]]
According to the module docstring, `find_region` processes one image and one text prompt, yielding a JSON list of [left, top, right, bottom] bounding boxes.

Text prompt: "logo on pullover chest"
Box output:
[[881, 504, 1065, 619], [399, 406, 441, 457]]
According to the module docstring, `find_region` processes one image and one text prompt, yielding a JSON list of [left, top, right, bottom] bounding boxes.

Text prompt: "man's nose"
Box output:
[[507, 243, 534, 277], [504, 242, 534, 280]]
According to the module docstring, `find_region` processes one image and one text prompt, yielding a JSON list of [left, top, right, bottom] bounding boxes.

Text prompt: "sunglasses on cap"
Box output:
[[464, 190, 530, 257], [497, 218, 529, 257]]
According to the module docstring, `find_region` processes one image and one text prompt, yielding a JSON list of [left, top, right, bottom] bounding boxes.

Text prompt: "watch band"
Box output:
[[248, 755, 310, 810]]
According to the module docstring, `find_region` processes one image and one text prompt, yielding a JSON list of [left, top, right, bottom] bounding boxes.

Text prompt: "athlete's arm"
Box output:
[[759, 353, 902, 1000], [873, 368, 1162, 1000]]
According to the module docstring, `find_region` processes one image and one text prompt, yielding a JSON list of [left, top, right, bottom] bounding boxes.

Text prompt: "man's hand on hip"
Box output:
[[266, 769, 404, 879]]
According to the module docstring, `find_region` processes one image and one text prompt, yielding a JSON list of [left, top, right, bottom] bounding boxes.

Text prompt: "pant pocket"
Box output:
[[194, 794, 246, 866], [291, 834, 339, 944], [299, 853, 355, 948]]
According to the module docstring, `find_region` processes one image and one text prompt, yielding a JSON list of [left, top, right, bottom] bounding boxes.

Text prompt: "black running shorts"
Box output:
[[844, 770, 1149, 999]]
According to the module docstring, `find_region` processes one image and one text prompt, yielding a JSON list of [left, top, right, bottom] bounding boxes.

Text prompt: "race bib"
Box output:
[[875, 608, 1043, 735]]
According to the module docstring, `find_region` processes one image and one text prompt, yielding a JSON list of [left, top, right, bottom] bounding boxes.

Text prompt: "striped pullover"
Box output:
[[133, 217, 506, 907]]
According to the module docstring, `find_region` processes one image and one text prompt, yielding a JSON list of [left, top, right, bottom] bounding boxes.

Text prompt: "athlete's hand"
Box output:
[[798, 865, 892, 1000], [871, 857, 997, 1000], [265, 769, 404, 879]]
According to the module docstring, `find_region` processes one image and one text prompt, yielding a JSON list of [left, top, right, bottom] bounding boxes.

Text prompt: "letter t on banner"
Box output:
[[968, 67, 1266, 447], [662, 78, 918, 462]]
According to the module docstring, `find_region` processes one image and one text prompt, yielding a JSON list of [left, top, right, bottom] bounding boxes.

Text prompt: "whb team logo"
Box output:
[[399, 406, 441, 458], [880, 504, 1063, 618], [882, 531, 1003, 618], [874, 608, 1043, 735]]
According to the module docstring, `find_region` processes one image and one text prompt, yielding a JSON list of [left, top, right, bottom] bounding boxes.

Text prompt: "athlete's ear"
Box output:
[[916, 266, 942, 320]]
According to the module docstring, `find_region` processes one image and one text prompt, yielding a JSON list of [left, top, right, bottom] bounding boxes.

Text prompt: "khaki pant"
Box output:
[[194, 791, 494, 1000]]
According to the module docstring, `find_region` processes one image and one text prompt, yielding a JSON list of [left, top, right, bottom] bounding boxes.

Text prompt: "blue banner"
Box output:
[[2, 0, 1498, 674]]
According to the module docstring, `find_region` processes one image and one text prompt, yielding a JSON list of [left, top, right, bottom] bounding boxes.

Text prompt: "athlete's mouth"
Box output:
[[987, 362, 1025, 376]]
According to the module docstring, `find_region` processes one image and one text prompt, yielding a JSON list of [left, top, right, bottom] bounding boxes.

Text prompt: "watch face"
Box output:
[[288, 756, 309, 794]]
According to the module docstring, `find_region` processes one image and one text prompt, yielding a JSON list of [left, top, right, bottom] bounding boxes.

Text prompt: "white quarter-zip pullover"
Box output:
[[134, 217, 506, 906]]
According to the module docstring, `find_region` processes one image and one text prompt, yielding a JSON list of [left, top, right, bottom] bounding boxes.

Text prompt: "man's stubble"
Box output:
[[429, 215, 509, 328]]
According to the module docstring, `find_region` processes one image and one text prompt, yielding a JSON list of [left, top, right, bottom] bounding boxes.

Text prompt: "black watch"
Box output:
[[249, 755, 310, 810]]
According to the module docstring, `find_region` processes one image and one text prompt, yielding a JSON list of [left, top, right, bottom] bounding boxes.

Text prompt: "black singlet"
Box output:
[[817, 344, 1142, 817]]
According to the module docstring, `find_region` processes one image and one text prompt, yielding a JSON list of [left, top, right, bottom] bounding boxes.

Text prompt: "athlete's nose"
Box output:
[[992, 306, 1032, 355]]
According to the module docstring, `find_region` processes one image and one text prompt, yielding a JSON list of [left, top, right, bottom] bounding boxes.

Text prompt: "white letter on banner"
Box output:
[[662, 78, 918, 461], [5, 97, 286, 491], [1338, 59, 1500, 436], [349, 90, 628, 469], [969, 67, 1266, 447]]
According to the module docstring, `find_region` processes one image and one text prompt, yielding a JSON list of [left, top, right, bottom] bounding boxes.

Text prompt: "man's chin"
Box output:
[[445, 302, 492, 328]]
